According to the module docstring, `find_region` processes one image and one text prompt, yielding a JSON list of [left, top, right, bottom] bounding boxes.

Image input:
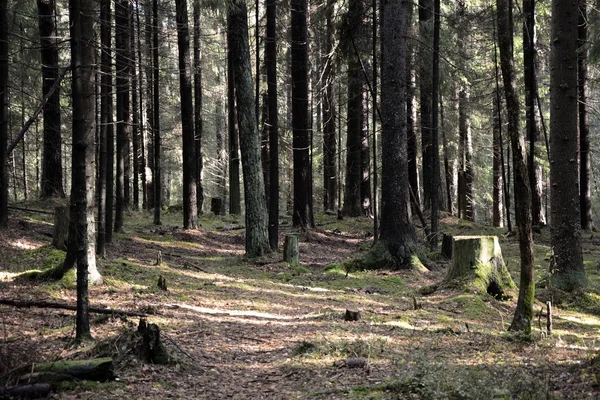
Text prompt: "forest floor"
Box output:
[[1, 202, 600, 399]]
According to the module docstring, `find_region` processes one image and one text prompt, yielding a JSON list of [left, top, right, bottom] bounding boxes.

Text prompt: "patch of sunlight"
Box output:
[[8, 238, 43, 250], [383, 320, 415, 330], [559, 314, 600, 327], [0, 271, 16, 280]]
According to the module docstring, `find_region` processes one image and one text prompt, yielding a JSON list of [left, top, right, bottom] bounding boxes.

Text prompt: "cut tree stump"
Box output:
[[283, 235, 299, 265], [52, 206, 69, 250], [443, 236, 515, 298], [137, 319, 170, 364], [344, 308, 360, 321]]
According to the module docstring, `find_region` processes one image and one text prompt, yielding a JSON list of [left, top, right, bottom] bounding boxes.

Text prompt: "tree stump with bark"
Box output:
[[52, 206, 69, 250], [137, 319, 169, 364], [283, 235, 299, 265], [344, 308, 360, 321], [211, 197, 223, 215], [443, 236, 515, 298]]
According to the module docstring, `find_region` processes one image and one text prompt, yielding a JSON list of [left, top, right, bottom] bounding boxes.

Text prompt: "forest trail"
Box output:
[[1, 207, 599, 399]]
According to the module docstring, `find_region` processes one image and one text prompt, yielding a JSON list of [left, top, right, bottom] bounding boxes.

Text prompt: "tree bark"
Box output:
[[430, 0, 440, 247], [228, 0, 271, 257], [131, 6, 140, 211], [266, 0, 279, 250], [175, 0, 198, 230], [291, 0, 314, 229], [419, 0, 433, 210], [578, 0, 592, 231], [193, 0, 204, 214], [152, 0, 161, 225], [406, 1, 420, 212], [227, 25, 241, 216], [0, 0, 7, 227], [497, 0, 535, 333], [378, 0, 415, 266], [322, 0, 336, 214], [38, 0, 64, 199], [549, 0, 586, 291], [492, 92, 503, 228]]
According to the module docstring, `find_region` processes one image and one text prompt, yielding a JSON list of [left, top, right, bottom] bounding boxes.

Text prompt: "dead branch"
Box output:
[[0, 299, 147, 317]]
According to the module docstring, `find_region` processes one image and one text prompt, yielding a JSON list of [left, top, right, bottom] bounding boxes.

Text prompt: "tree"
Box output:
[[266, 0, 279, 249], [579, 0, 592, 231], [227, 22, 241, 216], [496, 0, 535, 333], [193, 0, 204, 214], [549, 0, 586, 291], [153, 0, 161, 225], [0, 0, 6, 228], [343, 0, 370, 217], [430, 0, 440, 247], [419, 0, 433, 210], [97, 0, 114, 255], [291, 0, 314, 229], [175, 0, 198, 229], [406, 1, 419, 211], [37, 0, 64, 198], [378, 0, 415, 266], [115, 0, 131, 233], [69, 0, 97, 340], [227, 0, 271, 257]]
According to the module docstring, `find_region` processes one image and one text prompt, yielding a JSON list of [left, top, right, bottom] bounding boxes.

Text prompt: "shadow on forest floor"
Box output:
[[0, 203, 599, 399]]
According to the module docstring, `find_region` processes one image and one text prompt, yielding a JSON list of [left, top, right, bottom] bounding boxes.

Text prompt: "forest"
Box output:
[[0, 0, 599, 398]]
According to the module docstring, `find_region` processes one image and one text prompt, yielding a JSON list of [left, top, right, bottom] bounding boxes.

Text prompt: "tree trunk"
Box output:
[[549, 0, 586, 291], [492, 92, 503, 227], [0, 0, 7, 227], [497, 0, 535, 333], [131, 7, 140, 211], [322, 0, 336, 214], [69, 0, 97, 340], [458, 87, 474, 221], [419, 0, 433, 210], [115, 0, 130, 233], [378, 0, 415, 266], [38, 0, 65, 199], [578, 0, 592, 231], [266, 0, 279, 250], [135, 0, 146, 210], [406, 1, 420, 212], [441, 96, 452, 214], [145, 4, 154, 210], [193, 0, 204, 214], [291, 0, 314, 229], [430, 0, 440, 247], [227, 25, 242, 216], [152, 0, 161, 225], [175, 0, 198, 230], [228, 0, 271, 257]]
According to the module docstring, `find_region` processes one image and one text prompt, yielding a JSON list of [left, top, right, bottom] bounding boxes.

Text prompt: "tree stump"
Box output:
[[441, 234, 453, 259], [137, 319, 169, 364], [157, 275, 168, 291], [211, 198, 223, 215], [344, 308, 360, 321], [443, 236, 515, 298], [52, 206, 69, 250], [283, 235, 299, 265]]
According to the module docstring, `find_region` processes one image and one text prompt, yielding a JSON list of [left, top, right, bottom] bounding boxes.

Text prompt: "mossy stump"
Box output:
[[283, 235, 299, 265], [443, 236, 515, 298]]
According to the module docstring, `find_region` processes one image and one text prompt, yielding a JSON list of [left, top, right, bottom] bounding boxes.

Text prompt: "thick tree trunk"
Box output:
[[115, 0, 131, 233], [419, 0, 433, 210], [0, 0, 7, 227], [497, 0, 535, 333], [379, 0, 415, 266], [578, 0, 592, 231], [175, 0, 198, 230], [549, 0, 586, 291], [291, 0, 314, 229], [266, 0, 279, 250], [228, 1, 271, 257], [38, 0, 64, 199], [322, 0, 336, 214], [193, 0, 204, 214]]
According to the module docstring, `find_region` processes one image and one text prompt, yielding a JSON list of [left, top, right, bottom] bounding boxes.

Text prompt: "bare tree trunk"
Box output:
[[0, 0, 7, 227], [193, 0, 204, 214], [419, 0, 433, 210], [430, 0, 440, 247], [266, 0, 279, 249], [131, 5, 140, 211], [152, 0, 161, 225], [492, 92, 503, 228], [145, 4, 154, 209], [38, 0, 64, 198], [227, 25, 241, 215], [175, 0, 198, 229], [322, 0, 336, 213], [406, 1, 419, 211], [578, 0, 592, 231]]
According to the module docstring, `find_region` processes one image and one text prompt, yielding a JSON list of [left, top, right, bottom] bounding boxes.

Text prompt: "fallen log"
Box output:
[[0, 383, 52, 399], [12, 358, 115, 385], [0, 299, 147, 317]]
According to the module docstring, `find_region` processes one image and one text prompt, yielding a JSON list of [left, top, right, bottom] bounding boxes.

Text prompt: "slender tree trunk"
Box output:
[[19, 25, 28, 201], [406, 1, 419, 211], [227, 26, 241, 215], [193, 0, 204, 214], [441, 96, 452, 214], [69, 0, 98, 340], [291, 0, 314, 229], [322, 0, 336, 213], [372, 0, 378, 238], [228, 0, 271, 257], [266, 0, 279, 249], [175, 0, 198, 229], [38, 0, 64, 198], [549, 0, 586, 291], [430, 0, 440, 247], [135, 0, 146, 210], [145, 4, 154, 209], [0, 0, 7, 227], [492, 91, 503, 228], [115, 0, 131, 232], [497, 0, 535, 333], [578, 0, 592, 231], [419, 0, 433, 210], [379, 0, 415, 266], [131, 6, 140, 211], [153, 0, 161, 225]]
